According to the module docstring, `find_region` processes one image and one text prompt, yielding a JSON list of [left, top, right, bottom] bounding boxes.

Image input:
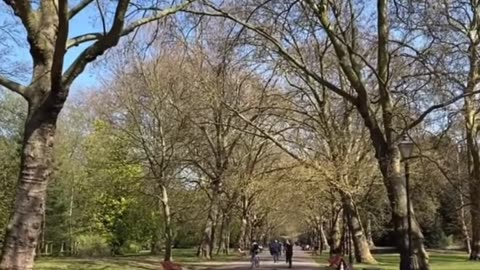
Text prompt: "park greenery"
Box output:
[[1, 1, 480, 270]]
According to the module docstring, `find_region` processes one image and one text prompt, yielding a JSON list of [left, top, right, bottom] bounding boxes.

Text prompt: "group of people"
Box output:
[[250, 239, 293, 268]]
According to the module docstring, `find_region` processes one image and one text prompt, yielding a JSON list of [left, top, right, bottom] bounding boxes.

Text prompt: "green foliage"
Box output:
[[74, 234, 110, 257], [424, 220, 453, 249], [0, 93, 25, 238]]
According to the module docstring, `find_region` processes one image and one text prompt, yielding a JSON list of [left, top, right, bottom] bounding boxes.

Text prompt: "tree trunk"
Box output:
[[463, 80, 480, 260], [459, 193, 472, 255], [220, 213, 231, 255], [216, 213, 225, 255], [68, 182, 75, 256], [1, 97, 63, 270], [366, 214, 375, 248], [330, 208, 342, 255], [356, 96, 429, 269], [469, 189, 480, 260], [160, 185, 173, 262], [320, 221, 329, 253], [237, 197, 248, 250], [198, 182, 220, 259], [342, 194, 376, 264], [238, 216, 247, 250], [380, 151, 429, 270]]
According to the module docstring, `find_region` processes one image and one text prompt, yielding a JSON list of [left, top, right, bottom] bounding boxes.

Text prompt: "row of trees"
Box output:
[[1, 1, 480, 270]]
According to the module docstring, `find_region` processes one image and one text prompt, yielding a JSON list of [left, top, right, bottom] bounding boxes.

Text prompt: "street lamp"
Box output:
[[398, 136, 414, 270]]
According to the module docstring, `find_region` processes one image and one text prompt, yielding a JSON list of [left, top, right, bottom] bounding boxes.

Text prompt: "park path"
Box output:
[[184, 247, 325, 270]]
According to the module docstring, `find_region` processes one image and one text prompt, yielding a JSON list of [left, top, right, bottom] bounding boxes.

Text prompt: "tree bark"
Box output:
[[330, 208, 342, 255], [342, 194, 376, 264], [237, 196, 248, 250], [465, 80, 480, 260], [1, 93, 64, 270], [198, 182, 220, 259], [380, 151, 429, 270], [216, 213, 226, 255], [238, 216, 248, 250], [320, 221, 329, 253], [366, 214, 375, 248], [459, 193, 472, 255], [159, 185, 173, 262]]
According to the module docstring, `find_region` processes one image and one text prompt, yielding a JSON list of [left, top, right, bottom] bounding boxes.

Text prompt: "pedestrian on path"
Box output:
[[269, 240, 281, 263], [285, 239, 293, 268], [250, 240, 260, 269]]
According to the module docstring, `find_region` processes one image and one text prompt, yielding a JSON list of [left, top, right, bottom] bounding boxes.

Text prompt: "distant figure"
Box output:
[[250, 240, 260, 268], [285, 239, 293, 268], [269, 240, 281, 263]]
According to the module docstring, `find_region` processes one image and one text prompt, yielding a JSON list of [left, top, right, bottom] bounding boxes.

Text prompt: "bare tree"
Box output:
[[184, 0, 480, 268]]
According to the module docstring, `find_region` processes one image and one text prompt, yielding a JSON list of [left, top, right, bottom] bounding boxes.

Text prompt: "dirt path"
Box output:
[[184, 247, 325, 270]]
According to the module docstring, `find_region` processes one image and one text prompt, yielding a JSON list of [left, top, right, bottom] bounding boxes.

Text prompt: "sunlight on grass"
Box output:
[[314, 251, 478, 270], [34, 248, 242, 270]]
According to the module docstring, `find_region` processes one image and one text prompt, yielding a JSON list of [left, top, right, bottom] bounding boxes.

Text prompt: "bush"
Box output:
[[120, 241, 142, 254], [74, 234, 110, 257], [424, 226, 453, 249]]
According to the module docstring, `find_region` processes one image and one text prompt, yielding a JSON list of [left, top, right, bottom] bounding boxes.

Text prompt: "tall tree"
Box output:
[[186, 0, 480, 268], [0, 1, 193, 268]]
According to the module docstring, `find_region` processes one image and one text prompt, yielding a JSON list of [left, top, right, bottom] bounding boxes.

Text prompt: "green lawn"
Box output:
[[34, 249, 243, 270], [313, 251, 478, 270]]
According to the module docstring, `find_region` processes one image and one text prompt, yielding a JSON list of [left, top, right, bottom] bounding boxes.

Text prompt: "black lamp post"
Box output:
[[399, 136, 414, 270]]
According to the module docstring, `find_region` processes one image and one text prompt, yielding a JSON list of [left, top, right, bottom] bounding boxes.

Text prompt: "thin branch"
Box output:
[[66, 33, 103, 49], [404, 89, 480, 133], [184, 3, 357, 104], [69, 0, 94, 19]]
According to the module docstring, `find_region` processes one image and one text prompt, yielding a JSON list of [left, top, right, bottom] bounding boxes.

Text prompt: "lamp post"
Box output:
[[399, 136, 414, 270]]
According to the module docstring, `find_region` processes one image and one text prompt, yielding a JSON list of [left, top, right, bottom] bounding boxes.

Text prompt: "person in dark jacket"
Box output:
[[285, 239, 293, 268], [269, 240, 281, 263]]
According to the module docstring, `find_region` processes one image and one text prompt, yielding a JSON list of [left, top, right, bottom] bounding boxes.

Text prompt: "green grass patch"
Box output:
[[34, 248, 242, 270], [313, 251, 478, 270]]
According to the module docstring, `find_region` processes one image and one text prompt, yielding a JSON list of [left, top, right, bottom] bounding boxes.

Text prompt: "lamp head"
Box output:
[[398, 135, 414, 159]]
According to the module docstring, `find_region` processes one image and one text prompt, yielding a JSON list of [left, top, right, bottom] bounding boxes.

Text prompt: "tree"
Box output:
[[0, 0, 193, 268], [187, 1, 480, 268], [97, 46, 194, 261]]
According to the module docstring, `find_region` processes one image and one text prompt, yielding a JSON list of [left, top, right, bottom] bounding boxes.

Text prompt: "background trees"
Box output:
[[1, 1, 480, 269]]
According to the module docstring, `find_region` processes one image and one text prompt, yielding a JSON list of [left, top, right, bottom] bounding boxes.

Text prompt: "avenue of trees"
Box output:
[[0, 1, 480, 270]]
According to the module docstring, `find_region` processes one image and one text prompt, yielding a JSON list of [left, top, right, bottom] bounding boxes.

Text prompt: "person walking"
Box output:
[[270, 240, 280, 263], [250, 240, 260, 269], [285, 239, 293, 268]]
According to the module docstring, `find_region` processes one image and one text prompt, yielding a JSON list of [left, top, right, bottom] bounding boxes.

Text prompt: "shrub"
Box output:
[[120, 241, 142, 254], [74, 234, 110, 257]]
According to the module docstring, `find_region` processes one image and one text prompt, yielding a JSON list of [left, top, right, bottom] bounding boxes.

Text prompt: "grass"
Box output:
[[34, 248, 243, 270], [313, 251, 479, 270]]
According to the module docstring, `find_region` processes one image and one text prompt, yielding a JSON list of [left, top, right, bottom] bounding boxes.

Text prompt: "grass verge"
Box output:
[[34, 249, 242, 270], [313, 251, 478, 270]]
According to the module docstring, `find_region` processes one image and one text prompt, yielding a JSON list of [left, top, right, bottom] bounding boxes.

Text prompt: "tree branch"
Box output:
[[404, 89, 480, 133], [51, 0, 69, 89], [185, 3, 357, 104], [69, 0, 94, 19], [62, 0, 193, 88], [0, 75, 28, 101], [3, 0, 37, 34], [66, 33, 103, 49]]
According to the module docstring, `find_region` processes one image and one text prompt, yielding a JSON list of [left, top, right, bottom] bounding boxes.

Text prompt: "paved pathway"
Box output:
[[184, 247, 324, 270]]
